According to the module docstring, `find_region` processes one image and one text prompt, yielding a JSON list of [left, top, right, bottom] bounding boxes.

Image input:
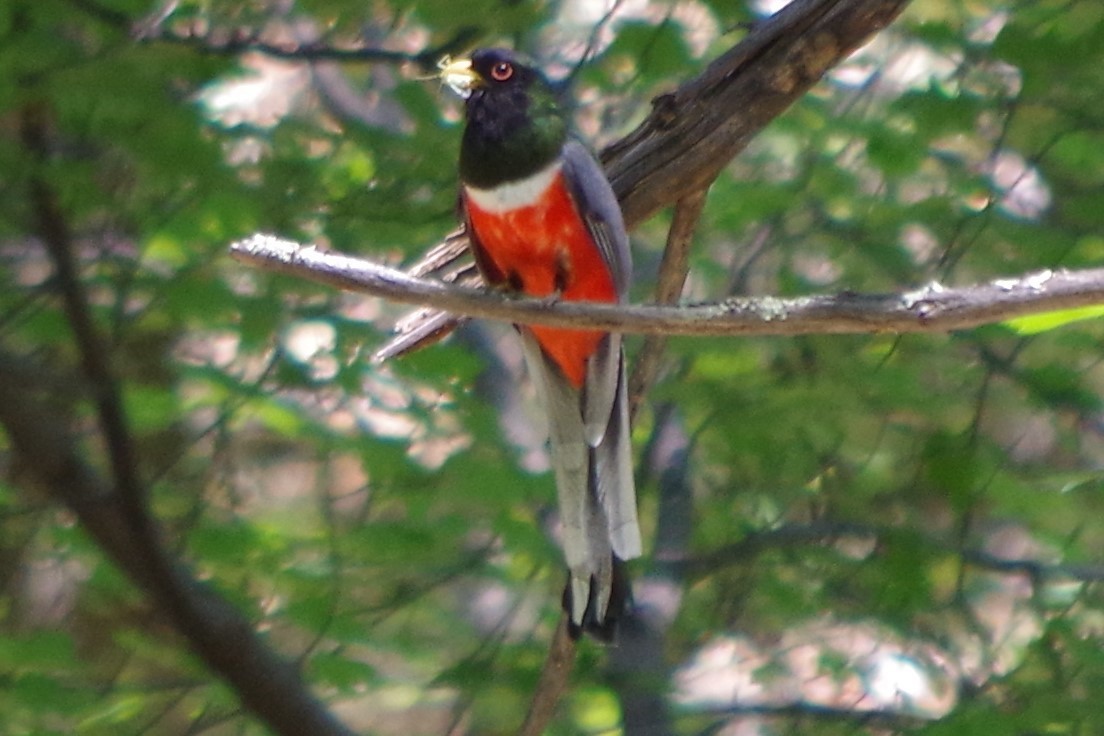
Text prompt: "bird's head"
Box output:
[[439, 48, 546, 101], [440, 48, 567, 188]]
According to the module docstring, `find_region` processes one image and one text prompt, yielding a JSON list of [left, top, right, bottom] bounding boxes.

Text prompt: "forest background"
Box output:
[[4, 0, 1104, 734]]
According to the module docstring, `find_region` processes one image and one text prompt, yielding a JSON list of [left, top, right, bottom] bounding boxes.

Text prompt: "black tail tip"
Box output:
[[562, 557, 633, 643]]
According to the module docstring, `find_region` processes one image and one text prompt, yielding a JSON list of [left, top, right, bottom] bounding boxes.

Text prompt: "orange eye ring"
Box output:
[[490, 62, 514, 82]]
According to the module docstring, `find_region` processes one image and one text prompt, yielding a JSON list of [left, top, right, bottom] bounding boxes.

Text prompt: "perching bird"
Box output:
[[441, 48, 641, 640]]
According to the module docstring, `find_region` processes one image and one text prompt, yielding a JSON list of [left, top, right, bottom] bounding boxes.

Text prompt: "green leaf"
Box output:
[[866, 126, 924, 175], [1021, 364, 1102, 412], [0, 632, 77, 672], [922, 432, 979, 510], [1005, 305, 1104, 335], [309, 651, 379, 692]]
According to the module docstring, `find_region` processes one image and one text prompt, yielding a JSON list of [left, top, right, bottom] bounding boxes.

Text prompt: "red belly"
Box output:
[[465, 173, 617, 388]]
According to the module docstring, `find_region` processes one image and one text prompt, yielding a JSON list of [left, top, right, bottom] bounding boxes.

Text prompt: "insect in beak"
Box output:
[[438, 56, 480, 98]]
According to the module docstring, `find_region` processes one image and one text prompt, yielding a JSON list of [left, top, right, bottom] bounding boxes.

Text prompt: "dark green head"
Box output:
[[443, 48, 567, 189]]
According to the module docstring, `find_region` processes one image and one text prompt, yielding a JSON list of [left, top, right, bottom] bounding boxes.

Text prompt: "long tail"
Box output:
[[520, 331, 642, 640]]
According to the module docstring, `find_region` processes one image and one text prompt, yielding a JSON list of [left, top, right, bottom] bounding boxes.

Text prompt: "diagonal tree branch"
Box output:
[[603, 0, 910, 226], [14, 99, 354, 736], [231, 235, 1104, 339], [0, 351, 357, 736], [21, 102, 154, 576]]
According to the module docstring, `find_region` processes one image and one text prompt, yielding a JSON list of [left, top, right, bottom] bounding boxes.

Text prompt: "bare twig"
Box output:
[[135, 25, 480, 69], [231, 235, 1104, 339], [518, 618, 577, 736], [64, 0, 479, 70], [628, 188, 709, 422]]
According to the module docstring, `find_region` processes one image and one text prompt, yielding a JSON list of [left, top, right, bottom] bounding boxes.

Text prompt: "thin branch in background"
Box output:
[[147, 348, 283, 486], [695, 701, 933, 731], [295, 459, 348, 666], [140, 13, 478, 70], [443, 567, 547, 735], [63, 0, 133, 28], [138, 25, 481, 69], [19, 104, 151, 553], [724, 222, 775, 296], [677, 520, 1104, 586], [518, 618, 578, 736], [64, 0, 480, 70], [628, 188, 709, 423], [566, 0, 626, 86]]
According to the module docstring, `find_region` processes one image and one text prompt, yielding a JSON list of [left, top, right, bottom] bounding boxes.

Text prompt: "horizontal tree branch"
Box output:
[[135, 18, 479, 70], [231, 234, 1104, 339]]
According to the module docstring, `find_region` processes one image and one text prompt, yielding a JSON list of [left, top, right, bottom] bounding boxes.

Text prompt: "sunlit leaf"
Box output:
[[1005, 305, 1104, 335]]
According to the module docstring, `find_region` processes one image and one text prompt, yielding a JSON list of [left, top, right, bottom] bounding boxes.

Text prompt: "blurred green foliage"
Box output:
[[3, 0, 1104, 734]]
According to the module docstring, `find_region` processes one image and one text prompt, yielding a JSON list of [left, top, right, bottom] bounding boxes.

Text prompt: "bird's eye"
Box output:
[[490, 62, 514, 82]]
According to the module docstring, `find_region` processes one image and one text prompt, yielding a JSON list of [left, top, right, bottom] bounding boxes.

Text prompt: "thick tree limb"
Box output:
[[604, 0, 910, 226], [231, 235, 1104, 339]]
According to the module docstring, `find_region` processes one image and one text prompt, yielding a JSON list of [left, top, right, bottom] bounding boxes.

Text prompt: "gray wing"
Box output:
[[560, 140, 632, 297], [560, 140, 632, 446]]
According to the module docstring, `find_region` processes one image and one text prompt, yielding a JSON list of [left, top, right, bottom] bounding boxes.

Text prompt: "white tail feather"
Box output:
[[519, 330, 640, 627]]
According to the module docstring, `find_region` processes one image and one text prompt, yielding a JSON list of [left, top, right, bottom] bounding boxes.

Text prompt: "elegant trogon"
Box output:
[[441, 48, 642, 639]]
